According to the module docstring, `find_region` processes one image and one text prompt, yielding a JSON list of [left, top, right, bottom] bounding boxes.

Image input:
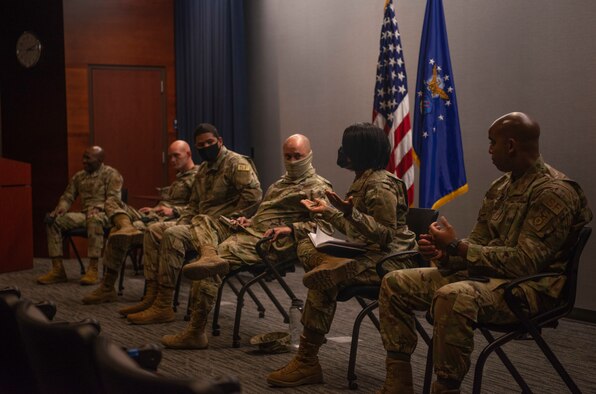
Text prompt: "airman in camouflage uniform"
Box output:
[[38, 146, 122, 286], [160, 134, 333, 349], [82, 140, 199, 304], [122, 123, 262, 325], [377, 112, 593, 394], [267, 123, 417, 388]]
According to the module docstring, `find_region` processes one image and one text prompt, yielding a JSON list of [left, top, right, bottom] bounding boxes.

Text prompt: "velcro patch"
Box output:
[[237, 164, 250, 172], [528, 206, 552, 233], [542, 193, 565, 215]]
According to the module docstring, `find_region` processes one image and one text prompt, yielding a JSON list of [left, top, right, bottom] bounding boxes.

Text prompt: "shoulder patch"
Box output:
[[529, 212, 550, 232], [542, 193, 565, 215], [237, 163, 250, 172]]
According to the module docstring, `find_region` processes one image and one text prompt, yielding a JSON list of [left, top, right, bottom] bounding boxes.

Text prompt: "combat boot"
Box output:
[[377, 357, 414, 394], [127, 285, 175, 325], [118, 279, 158, 317], [161, 308, 208, 349], [109, 213, 143, 250], [80, 258, 100, 285], [301, 252, 359, 290], [182, 245, 229, 281], [37, 258, 68, 285], [82, 268, 119, 304], [266, 329, 325, 387], [431, 379, 461, 394]]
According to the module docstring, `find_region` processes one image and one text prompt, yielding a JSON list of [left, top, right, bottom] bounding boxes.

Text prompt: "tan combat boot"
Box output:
[[118, 279, 158, 317], [82, 268, 119, 304], [266, 329, 325, 387], [80, 258, 100, 285], [377, 357, 414, 394], [161, 309, 208, 349], [109, 213, 143, 250], [182, 245, 229, 281], [301, 252, 359, 290], [126, 285, 175, 325], [37, 258, 68, 285]]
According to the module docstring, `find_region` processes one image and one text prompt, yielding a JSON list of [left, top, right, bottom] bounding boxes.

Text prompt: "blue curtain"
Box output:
[[175, 0, 249, 160]]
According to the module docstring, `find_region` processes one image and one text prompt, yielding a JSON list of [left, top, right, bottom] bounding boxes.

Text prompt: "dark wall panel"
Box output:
[[0, 0, 69, 257]]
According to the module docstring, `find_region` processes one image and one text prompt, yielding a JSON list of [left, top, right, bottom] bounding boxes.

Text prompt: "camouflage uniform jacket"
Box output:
[[321, 169, 417, 255], [447, 157, 592, 299], [55, 164, 122, 214], [176, 146, 262, 223], [243, 166, 332, 241], [157, 165, 199, 211]]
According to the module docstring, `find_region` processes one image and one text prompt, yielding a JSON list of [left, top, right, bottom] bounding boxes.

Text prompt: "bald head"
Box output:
[[490, 112, 540, 153], [87, 146, 104, 161], [283, 134, 311, 162], [168, 140, 194, 172], [488, 112, 540, 176], [82, 146, 104, 173]]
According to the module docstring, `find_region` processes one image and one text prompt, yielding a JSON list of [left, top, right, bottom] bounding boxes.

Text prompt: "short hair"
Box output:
[[194, 123, 220, 139], [342, 122, 390, 171]]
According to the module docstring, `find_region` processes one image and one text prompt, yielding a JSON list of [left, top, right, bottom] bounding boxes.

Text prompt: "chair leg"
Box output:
[[527, 326, 581, 393], [474, 329, 532, 394], [130, 247, 142, 275], [67, 236, 86, 274], [266, 262, 300, 302], [211, 274, 232, 336], [257, 276, 289, 323], [415, 317, 433, 394], [356, 297, 379, 330], [118, 253, 127, 296], [422, 339, 433, 394], [347, 300, 379, 390], [232, 274, 265, 348], [172, 269, 183, 312], [234, 274, 266, 318]]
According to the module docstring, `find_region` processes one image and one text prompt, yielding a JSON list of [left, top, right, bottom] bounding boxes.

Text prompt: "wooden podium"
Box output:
[[0, 157, 33, 273]]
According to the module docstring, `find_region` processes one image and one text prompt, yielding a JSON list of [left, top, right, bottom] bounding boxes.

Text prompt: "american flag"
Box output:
[[372, 0, 414, 205]]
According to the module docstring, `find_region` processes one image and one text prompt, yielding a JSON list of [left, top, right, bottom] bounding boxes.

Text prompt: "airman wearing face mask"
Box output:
[[161, 134, 334, 350], [121, 123, 263, 326]]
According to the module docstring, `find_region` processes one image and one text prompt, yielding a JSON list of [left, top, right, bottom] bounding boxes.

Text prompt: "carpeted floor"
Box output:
[[2, 258, 596, 393]]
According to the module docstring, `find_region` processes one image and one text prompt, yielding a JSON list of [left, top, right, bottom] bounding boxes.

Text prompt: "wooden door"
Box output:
[[90, 66, 167, 209]]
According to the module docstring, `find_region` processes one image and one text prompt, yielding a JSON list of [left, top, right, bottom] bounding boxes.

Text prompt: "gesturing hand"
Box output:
[[300, 198, 328, 213], [325, 190, 353, 216]]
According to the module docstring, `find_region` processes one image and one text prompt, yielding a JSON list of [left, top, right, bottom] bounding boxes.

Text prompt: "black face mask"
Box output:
[[197, 143, 220, 162], [336, 146, 352, 169]]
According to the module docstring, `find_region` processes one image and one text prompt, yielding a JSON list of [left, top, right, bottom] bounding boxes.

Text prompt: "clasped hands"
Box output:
[[419, 216, 459, 261]]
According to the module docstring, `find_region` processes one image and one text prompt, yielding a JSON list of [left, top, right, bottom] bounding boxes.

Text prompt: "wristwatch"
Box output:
[[447, 239, 462, 256]]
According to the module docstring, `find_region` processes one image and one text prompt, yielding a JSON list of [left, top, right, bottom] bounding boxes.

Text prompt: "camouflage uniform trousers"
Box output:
[[298, 238, 414, 335], [101, 215, 170, 271], [46, 212, 110, 258], [379, 267, 558, 382], [134, 221, 192, 287], [188, 214, 298, 320]]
